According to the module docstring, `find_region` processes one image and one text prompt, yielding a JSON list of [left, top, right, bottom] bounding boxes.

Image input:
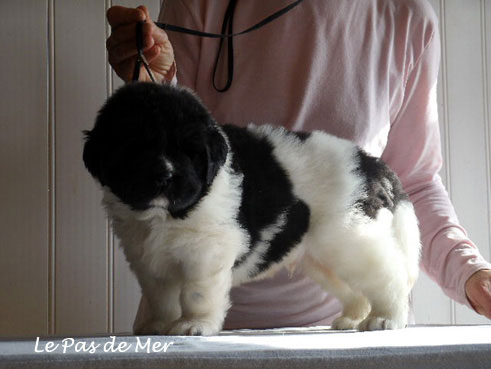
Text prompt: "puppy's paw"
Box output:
[[357, 316, 405, 331], [167, 318, 220, 336], [134, 320, 169, 335], [331, 316, 359, 330]]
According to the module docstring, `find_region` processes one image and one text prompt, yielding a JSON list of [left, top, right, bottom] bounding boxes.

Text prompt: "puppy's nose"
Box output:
[[161, 172, 172, 186], [160, 157, 174, 186], [155, 171, 173, 192]]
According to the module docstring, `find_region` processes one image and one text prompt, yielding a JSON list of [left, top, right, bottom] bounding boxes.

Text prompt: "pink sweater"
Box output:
[[144, 0, 491, 329]]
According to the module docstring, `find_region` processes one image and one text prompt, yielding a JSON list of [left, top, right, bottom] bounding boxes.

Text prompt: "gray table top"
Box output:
[[1, 325, 490, 369]]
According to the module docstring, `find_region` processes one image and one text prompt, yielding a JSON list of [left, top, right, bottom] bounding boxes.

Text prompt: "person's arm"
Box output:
[[380, 10, 491, 318]]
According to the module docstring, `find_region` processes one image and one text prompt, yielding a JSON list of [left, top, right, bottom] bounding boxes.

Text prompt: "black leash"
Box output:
[[156, 0, 304, 39], [132, 0, 305, 90], [132, 21, 157, 82], [211, 0, 238, 92]]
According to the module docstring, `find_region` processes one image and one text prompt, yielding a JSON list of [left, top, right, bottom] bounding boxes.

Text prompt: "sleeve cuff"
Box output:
[[456, 250, 491, 310], [423, 226, 491, 309], [444, 238, 491, 308]]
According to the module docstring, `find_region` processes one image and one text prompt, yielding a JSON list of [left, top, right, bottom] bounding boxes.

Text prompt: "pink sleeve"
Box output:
[[381, 17, 491, 308]]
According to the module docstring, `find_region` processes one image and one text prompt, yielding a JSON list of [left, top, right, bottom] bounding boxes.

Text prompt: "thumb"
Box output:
[[136, 5, 153, 25]]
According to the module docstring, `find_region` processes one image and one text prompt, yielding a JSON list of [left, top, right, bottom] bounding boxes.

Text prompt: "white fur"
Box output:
[[104, 124, 421, 335]]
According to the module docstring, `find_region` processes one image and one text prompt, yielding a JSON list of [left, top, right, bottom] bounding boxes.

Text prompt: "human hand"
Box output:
[[106, 5, 175, 83], [465, 269, 491, 319]]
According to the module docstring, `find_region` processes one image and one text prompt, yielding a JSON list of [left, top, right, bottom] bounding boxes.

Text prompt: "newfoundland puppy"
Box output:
[[83, 82, 421, 335]]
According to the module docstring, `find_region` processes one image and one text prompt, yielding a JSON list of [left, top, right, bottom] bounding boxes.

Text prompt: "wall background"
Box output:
[[0, 0, 489, 337]]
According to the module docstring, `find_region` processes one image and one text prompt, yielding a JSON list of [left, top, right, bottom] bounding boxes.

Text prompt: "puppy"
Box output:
[[83, 82, 421, 335]]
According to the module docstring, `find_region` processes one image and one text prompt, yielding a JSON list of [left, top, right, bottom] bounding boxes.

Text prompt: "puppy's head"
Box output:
[[83, 82, 228, 218]]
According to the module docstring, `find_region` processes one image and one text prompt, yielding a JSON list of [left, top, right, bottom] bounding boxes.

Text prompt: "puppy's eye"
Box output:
[[180, 130, 204, 148], [186, 147, 203, 158]]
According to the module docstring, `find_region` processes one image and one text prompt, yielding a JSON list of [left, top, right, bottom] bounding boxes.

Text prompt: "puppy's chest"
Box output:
[[120, 213, 247, 279], [115, 217, 177, 272]]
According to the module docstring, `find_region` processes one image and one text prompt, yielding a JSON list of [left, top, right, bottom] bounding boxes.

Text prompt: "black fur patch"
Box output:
[[291, 130, 311, 142], [355, 150, 408, 219], [257, 200, 310, 273], [224, 125, 310, 275]]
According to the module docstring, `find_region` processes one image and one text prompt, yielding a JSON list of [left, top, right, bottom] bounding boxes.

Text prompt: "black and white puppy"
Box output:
[[83, 82, 421, 335]]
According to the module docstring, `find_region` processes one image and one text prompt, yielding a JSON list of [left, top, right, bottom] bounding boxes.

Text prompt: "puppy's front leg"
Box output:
[[133, 269, 182, 335], [167, 266, 232, 336]]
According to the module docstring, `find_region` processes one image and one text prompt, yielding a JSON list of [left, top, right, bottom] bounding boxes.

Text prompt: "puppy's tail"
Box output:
[[392, 200, 421, 289]]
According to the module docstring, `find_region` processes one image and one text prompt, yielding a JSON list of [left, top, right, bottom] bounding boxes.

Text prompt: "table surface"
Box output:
[[1, 325, 490, 369]]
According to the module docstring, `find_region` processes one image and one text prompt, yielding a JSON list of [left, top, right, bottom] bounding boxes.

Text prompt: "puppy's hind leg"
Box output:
[[356, 204, 420, 331], [332, 213, 413, 331], [356, 277, 410, 331], [302, 254, 370, 330]]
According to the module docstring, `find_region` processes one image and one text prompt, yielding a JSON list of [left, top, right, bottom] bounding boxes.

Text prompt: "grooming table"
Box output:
[[1, 325, 490, 369]]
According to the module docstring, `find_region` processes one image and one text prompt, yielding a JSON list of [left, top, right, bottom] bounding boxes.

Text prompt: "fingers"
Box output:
[[143, 44, 161, 64], [106, 5, 173, 82], [136, 5, 151, 22], [107, 22, 154, 65], [470, 300, 491, 320], [106, 6, 170, 64], [477, 277, 491, 319], [136, 7, 171, 50], [112, 46, 161, 82], [466, 270, 491, 320], [107, 22, 144, 47], [106, 5, 145, 29]]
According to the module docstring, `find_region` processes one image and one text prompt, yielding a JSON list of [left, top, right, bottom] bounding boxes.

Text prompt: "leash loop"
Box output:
[[132, 0, 305, 89]]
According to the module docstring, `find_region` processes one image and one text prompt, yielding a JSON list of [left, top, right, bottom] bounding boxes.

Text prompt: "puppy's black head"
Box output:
[[83, 82, 228, 218]]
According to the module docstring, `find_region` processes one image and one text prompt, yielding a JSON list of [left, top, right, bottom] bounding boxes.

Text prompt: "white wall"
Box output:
[[0, 0, 489, 337], [413, 0, 491, 326], [0, 0, 161, 337]]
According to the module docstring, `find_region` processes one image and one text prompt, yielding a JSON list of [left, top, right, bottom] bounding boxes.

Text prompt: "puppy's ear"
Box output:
[[82, 130, 105, 186], [205, 124, 228, 185]]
